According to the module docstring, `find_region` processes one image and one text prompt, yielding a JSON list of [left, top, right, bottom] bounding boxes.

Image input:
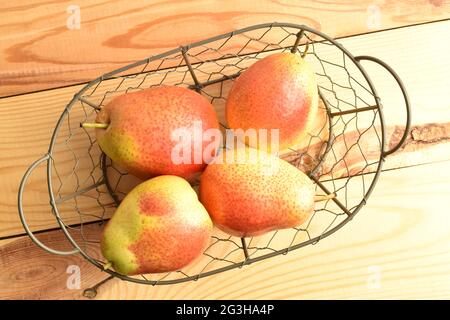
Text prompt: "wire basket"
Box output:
[[18, 23, 410, 290]]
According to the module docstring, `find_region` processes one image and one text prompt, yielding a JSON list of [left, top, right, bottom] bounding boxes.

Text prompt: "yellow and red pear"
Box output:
[[101, 175, 212, 275], [92, 86, 220, 180], [199, 147, 316, 237], [226, 52, 318, 151]]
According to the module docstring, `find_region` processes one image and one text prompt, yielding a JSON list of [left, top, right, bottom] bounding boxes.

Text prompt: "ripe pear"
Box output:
[[87, 86, 220, 180], [101, 175, 212, 275], [199, 147, 316, 237], [226, 52, 318, 151]]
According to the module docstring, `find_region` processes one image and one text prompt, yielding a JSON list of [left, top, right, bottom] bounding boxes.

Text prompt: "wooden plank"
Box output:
[[1, 20, 449, 238], [0, 224, 105, 299], [1, 0, 449, 96], [1, 161, 449, 299]]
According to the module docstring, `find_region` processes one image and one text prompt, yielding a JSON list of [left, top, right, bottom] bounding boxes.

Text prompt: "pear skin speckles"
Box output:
[[96, 86, 220, 180], [101, 175, 213, 275], [199, 147, 315, 237], [139, 194, 173, 216], [226, 52, 318, 151], [97, 129, 138, 172]]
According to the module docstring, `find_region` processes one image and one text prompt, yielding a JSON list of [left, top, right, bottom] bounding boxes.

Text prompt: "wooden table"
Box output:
[[1, 1, 450, 300]]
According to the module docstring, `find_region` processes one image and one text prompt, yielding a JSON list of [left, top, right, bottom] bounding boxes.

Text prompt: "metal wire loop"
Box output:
[[18, 154, 79, 256], [355, 55, 411, 156]]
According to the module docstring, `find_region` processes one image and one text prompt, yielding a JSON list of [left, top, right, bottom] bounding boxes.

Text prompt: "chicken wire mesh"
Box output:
[[18, 23, 410, 287]]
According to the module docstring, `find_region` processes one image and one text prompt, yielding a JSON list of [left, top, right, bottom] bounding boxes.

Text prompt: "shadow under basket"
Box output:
[[18, 23, 411, 294]]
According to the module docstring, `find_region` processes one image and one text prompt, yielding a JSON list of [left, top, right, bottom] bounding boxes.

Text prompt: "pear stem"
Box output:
[[103, 261, 112, 271], [81, 122, 109, 129], [314, 193, 336, 203]]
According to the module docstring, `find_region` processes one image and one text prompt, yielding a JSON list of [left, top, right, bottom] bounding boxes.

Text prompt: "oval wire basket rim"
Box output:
[[42, 22, 386, 285]]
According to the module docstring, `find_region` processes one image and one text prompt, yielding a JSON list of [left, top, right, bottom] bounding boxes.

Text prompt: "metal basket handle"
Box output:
[[355, 55, 411, 157], [18, 154, 79, 256]]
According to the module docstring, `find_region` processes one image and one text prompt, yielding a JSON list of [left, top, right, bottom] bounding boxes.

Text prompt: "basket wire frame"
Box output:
[[17, 23, 411, 289]]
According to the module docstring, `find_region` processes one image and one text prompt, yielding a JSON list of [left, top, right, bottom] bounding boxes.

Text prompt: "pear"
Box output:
[[200, 147, 319, 237], [83, 86, 220, 180], [226, 52, 318, 151], [101, 175, 212, 275]]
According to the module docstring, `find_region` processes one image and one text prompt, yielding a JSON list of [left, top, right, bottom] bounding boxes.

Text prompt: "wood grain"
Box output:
[[0, 224, 105, 299], [1, 0, 449, 96], [1, 20, 449, 238], [1, 161, 449, 299]]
